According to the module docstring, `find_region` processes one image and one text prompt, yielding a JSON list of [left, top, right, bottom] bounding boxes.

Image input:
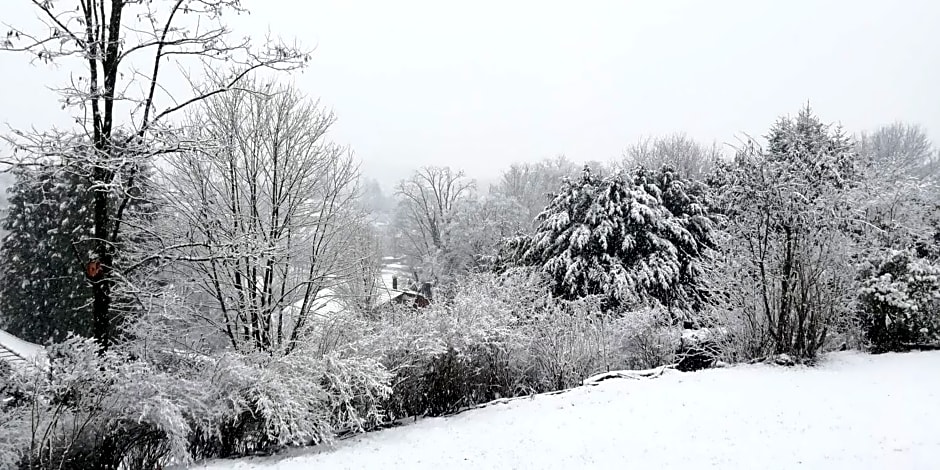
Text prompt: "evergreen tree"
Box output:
[[0, 163, 95, 343], [857, 249, 940, 352], [0, 149, 153, 344], [506, 165, 718, 318]]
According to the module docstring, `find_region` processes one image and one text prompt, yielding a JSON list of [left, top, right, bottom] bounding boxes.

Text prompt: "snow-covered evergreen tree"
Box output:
[[507, 165, 718, 318], [0, 164, 95, 343], [857, 249, 940, 352], [0, 148, 153, 344]]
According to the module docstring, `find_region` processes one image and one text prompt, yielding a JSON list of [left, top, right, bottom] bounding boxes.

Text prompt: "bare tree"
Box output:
[[334, 219, 384, 313], [620, 133, 723, 180], [134, 78, 360, 355], [394, 166, 475, 281], [491, 155, 579, 232], [1, 1, 308, 349], [854, 123, 939, 249], [857, 123, 935, 181]]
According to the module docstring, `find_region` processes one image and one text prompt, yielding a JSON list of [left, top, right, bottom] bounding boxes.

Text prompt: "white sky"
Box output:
[[2, 0, 939, 189]]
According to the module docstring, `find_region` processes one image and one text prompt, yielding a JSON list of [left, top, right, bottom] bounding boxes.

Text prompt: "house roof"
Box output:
[[373, 269, 427, 307]]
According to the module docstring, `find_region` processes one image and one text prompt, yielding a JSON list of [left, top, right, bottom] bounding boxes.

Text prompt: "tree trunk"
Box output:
[[92, 185, 113, 350], [776, 225, 794, 354]]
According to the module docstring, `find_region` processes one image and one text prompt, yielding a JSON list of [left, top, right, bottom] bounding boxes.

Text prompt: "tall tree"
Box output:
[[491, 156, 580, 232], [0, 162, 94, 343], [394, 166, 475, 283], [0, 143, 153, 344], [1, 1, 307, 349], [857, 123, 935, 181], [133, 78, 360, 354], [621, 133, 723, 181], [719, 106, 859, 359], [854, 123, 939, 252]]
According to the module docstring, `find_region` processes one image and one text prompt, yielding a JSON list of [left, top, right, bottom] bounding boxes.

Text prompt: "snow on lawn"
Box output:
[[190, 351, 940, 470]]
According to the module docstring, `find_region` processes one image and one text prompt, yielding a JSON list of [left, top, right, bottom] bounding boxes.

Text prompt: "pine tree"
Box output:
[[0, 151, 153, 344], [508, 165, 718, 318], [0, 164, 95, 343]]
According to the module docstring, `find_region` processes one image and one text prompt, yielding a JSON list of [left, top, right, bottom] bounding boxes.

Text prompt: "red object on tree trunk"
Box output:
[[86, 260, 102, 279]]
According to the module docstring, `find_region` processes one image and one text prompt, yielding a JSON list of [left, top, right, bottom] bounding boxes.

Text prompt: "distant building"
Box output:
[[375, 262, 431, 309]]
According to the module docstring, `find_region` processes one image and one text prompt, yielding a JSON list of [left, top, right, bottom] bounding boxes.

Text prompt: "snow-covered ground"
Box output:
[[190, 351, 940, 470]]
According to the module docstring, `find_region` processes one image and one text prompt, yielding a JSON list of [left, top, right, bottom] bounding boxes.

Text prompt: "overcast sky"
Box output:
[[2, 0, 939, 189]]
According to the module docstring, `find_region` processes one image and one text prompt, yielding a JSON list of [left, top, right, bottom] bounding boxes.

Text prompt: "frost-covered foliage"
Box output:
[[0, 337, 200, 469], [0, 335, 393, 467], [525, 302, 680, 389], [491, 156, 582, 232], [620, 133, 723, 181], [365, 272, 533, 418], [857, 249, 940, 352], [852, 123, 939, 252], [362, 271, 682, 419], [393, 166, 477, 286], [181, 348, 391, 459], [4, 0, 308, 351], [716, 106, 859, 360], [0, 321, 392, 468], [0, 404, 28, 470], [504, 165, 718, 318], [857, 122, 936, 182], [443, 195, 531, 273]]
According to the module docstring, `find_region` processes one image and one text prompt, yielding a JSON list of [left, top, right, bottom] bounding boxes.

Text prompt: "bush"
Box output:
[[367, 272, 684, 419], [1, 337, 197, 470], [182, 347, 391, 460], [366, 273, 531, 418], [610, 308, 681, 370], [857, 249, 940, 352], [0, 407, 28, 469], [675, 327, 724, 371], [521, 297, 609, 392], [0, 270, 713, 466], [0, 333, 392, 468]]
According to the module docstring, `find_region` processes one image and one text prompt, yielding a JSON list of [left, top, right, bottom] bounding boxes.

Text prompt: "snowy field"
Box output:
[[190, 351, 940, 470]]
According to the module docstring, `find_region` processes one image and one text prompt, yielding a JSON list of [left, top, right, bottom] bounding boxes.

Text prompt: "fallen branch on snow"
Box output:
[[582, 364, 676, 385], [449, 364, 678, 417]]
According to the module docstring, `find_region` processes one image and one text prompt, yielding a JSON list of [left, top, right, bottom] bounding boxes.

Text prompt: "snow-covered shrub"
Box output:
[[857, 249, 940, 352], [675, 327, 726, 371], [1, 337, 199, 469], [320, 352, 393, 434], [0, 406, 29, 469], [524, 303, 681, 389], [359, 271, 686, 420], [522, 297, 609, 391], [182, 347, 391, 459], [366, 272, 532, 418], [609, 308, 681, 370], [716, 107, 861, 360]]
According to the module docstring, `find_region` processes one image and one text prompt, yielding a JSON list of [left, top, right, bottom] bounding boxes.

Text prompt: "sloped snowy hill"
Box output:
[[189, 351, 940, 470]]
